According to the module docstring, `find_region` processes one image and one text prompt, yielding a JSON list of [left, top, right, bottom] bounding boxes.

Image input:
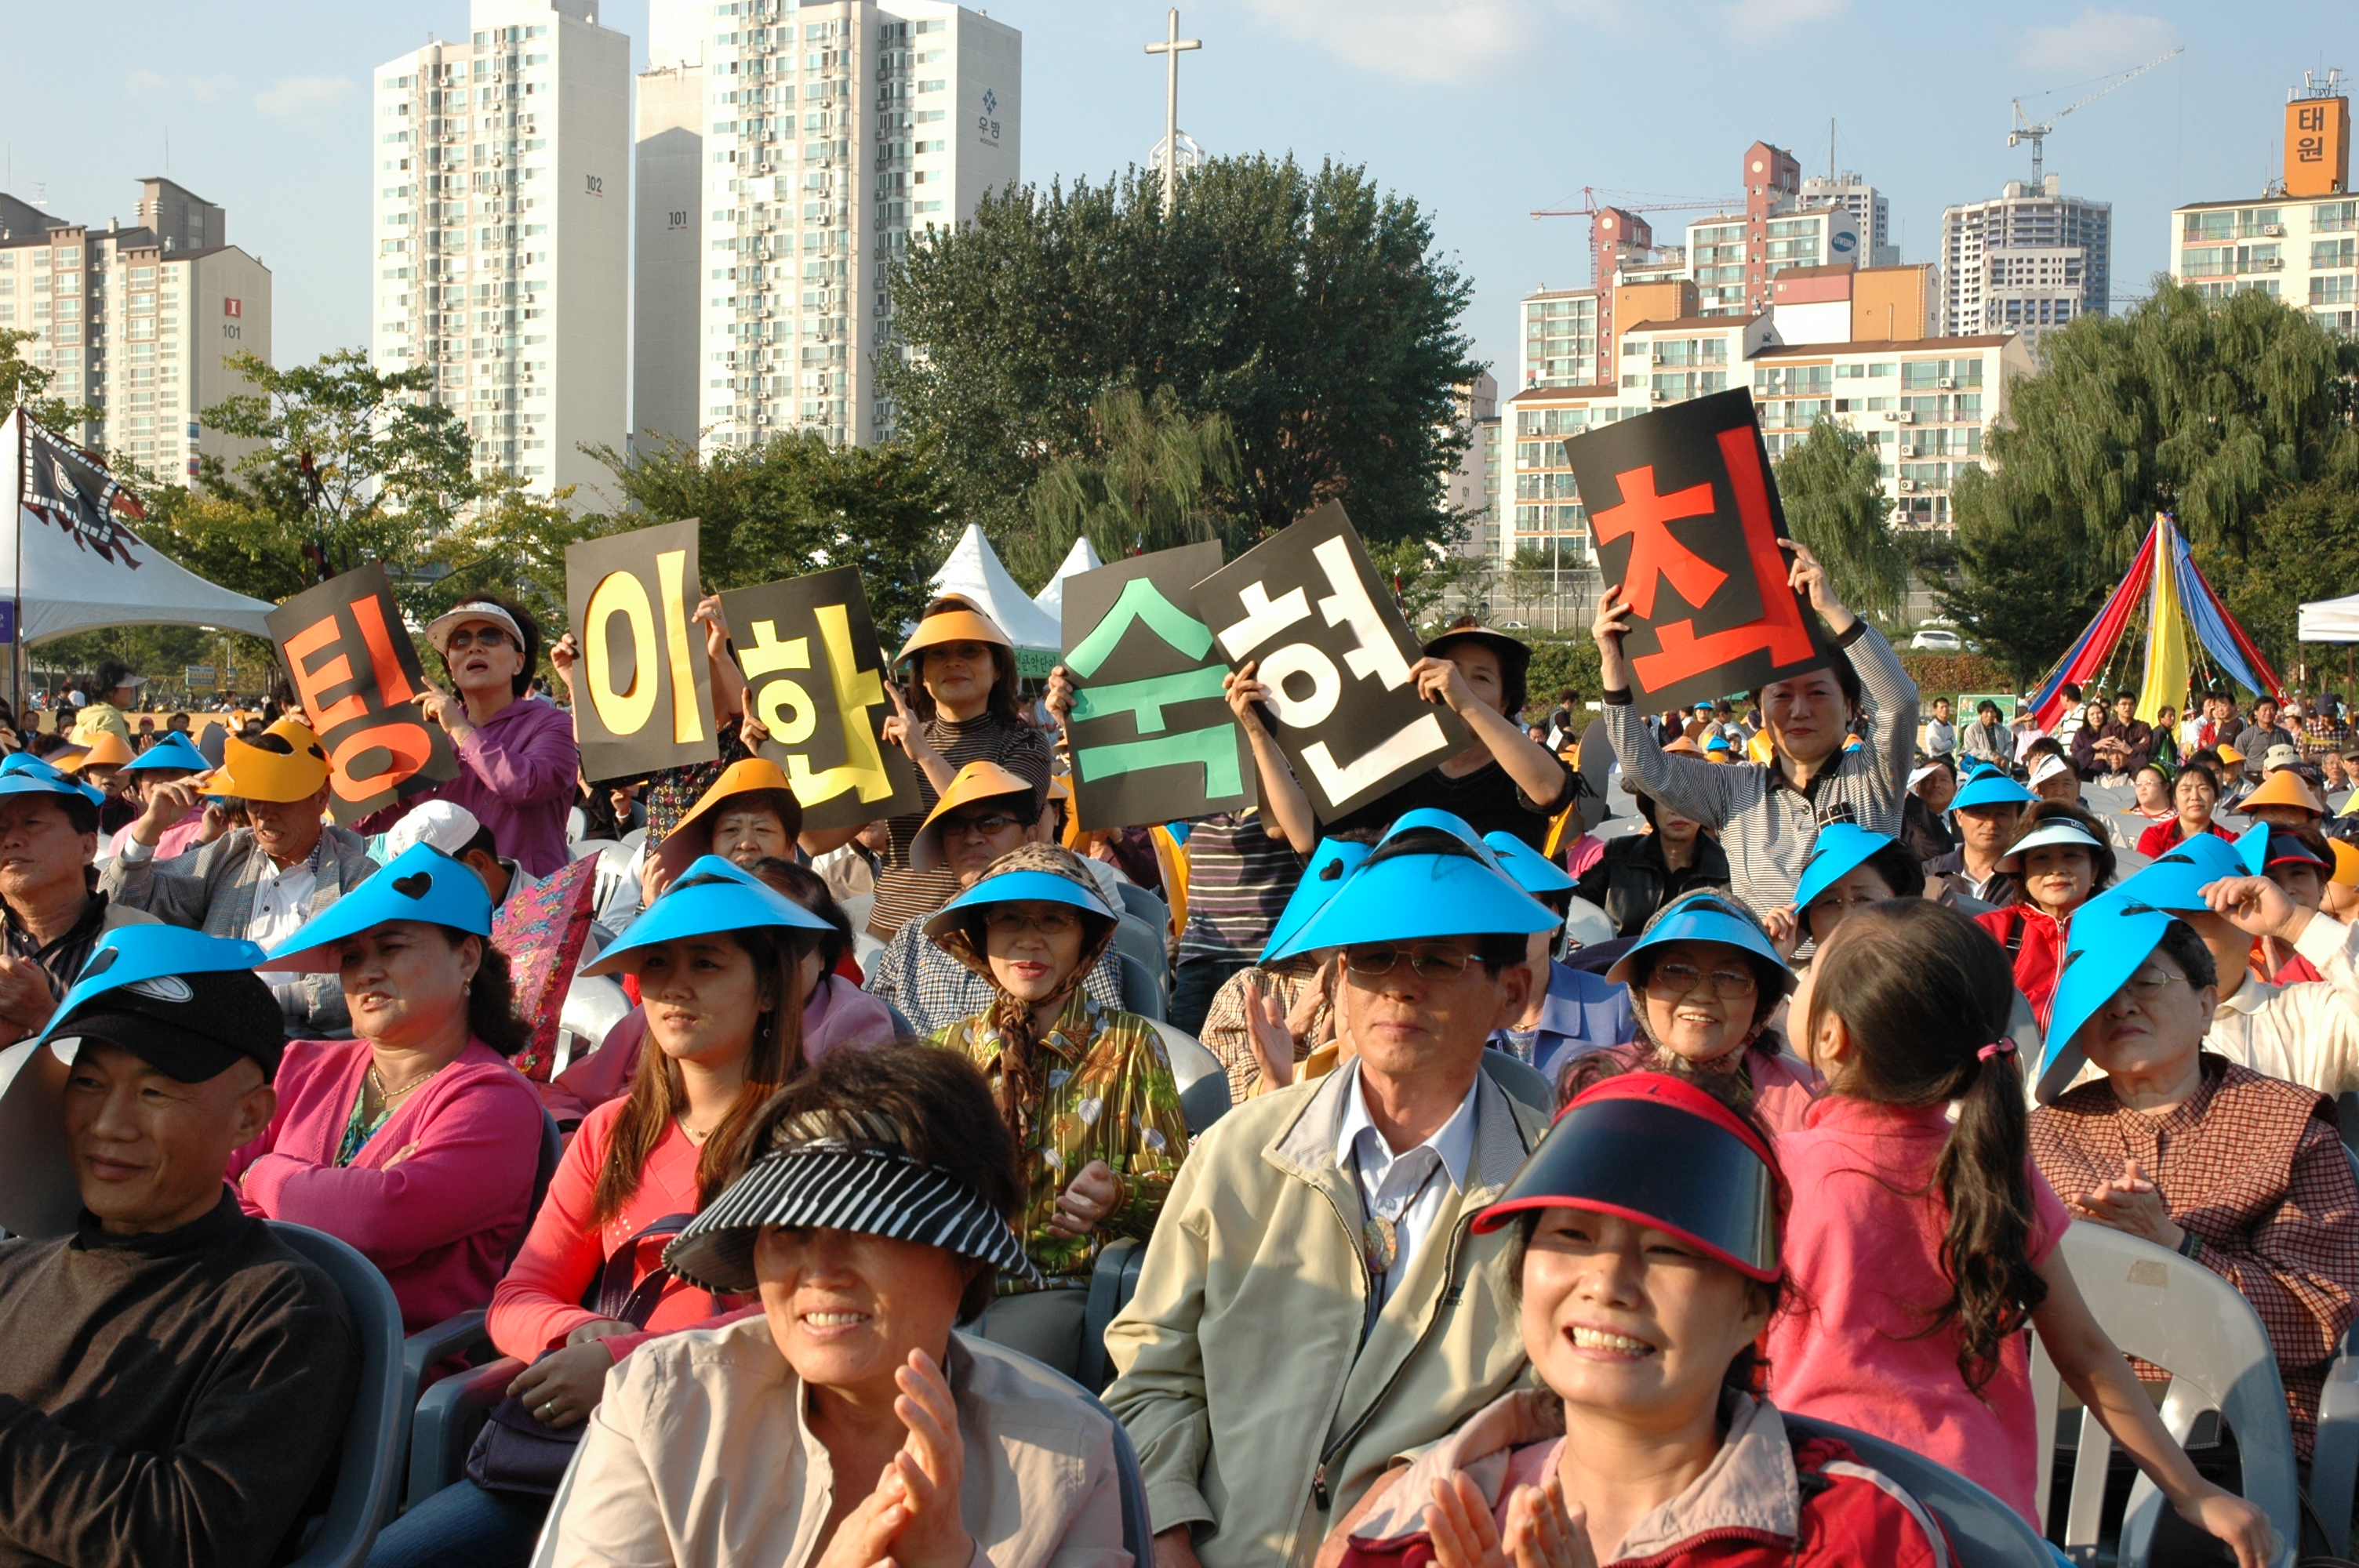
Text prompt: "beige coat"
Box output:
[[556, 1319, 1130, 1568], [1103, 1061, 1550, 1568]]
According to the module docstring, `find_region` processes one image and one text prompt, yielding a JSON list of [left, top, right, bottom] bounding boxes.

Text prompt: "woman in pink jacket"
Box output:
[[231, 841, 544, 1332], [365, 856, 838, 1568]]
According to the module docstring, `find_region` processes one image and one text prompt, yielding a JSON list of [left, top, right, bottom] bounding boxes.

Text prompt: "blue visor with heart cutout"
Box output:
[[257, 842, 495, 973]]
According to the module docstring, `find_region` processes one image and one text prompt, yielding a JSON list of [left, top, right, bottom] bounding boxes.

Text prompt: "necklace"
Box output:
[[676, 1115, 712, 1145], [369, 1062, 445, 1107]]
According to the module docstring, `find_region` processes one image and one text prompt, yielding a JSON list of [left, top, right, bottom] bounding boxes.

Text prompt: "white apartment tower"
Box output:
[[1939, 174, 2110, 351], [1797, 172, 1898, 267], [0, 179, 272, 480], [642, 0, 1019, 452], [371, 0, 630, 497]]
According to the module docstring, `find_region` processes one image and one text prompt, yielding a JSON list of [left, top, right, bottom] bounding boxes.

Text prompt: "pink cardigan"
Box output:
[[230, 1036, 545, 1332]]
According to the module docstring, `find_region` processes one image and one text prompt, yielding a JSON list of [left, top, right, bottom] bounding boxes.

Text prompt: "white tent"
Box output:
[[1031, 535, 1103, 630], [928, 522, 1062, 650], [0, 409, 274, 644], [2299, 593, 2359, 644]]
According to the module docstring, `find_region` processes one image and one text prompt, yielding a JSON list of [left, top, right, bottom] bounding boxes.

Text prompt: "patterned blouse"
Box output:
[[932, 990, 1190, 1290], [866, 712, 1053, 939], [2030, 1054, 2359, 1458]]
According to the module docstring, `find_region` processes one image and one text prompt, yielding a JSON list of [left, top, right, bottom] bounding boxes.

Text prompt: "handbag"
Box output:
[[466, 1214, 696, 1496]]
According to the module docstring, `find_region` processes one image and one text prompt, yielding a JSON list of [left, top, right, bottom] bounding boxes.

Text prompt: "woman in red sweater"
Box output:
[[1972, 802, 2116, 1025], [2136, 761, 2234, 858], [365, 856, 835, 1568]]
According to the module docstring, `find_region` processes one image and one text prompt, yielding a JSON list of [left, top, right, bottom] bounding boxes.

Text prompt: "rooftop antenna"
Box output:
[[2009, 46, 2184, 183], [1828, 118, 1836, 182]]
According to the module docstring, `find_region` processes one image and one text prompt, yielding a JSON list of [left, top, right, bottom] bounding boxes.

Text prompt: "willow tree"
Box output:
[[1016, 386, 1241, 586], [1775, 416, 1909, 623]]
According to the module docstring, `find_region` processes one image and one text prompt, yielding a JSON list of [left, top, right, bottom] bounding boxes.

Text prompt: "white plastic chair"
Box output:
[[2030, 1221, 2301, 1567]]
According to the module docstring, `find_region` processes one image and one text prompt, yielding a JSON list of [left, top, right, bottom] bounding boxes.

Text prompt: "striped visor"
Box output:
[[663, 1143, 1041, 1294]]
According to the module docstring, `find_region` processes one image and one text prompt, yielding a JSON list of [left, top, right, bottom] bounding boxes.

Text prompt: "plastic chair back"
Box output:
[[2308, 1147, 2359, 1555], [2029, 1220, 2301, 1566], [568, 837, 618, 864], [1150, 1020, 1219, 1093], [1116, 881, 1169, 933], [270, 1221, 407, 1566], [1780, 1412, 2056, 1568], [1118, 953, 1167, 1022], [558, 974, 631, 1069], [1110, 915, 1166, 988], [1083, 1237, 1150, 1391]]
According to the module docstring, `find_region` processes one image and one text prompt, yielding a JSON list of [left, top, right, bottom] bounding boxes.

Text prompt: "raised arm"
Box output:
[[1592, 586, 1739, 831], [1224, 662, 1316, 855]]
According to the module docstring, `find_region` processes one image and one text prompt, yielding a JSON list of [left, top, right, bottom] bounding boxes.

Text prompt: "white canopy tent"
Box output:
[[0, 409, 274, 646], [1031, 535, 1103, 630], [2299, 593, 2359, 644], [927, 522, 1062, 651]]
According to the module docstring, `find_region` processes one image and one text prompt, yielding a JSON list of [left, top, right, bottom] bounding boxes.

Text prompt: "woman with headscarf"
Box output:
[[924, 844, 1190, 1377]]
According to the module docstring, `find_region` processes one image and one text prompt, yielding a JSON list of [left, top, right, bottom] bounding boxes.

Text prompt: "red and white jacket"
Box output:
[[1336, 1388, 1951, 1568]]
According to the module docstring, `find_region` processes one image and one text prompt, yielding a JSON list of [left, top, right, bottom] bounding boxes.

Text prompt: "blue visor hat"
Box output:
[[2110, 829, 2256, 915], [1257, 839, 1372, 963], [1605, 896, 1796, 1006], [2038, 892, 2178, 1102], [259, 842, 495, 973], [1791, 823, 1899, 911], [0, 754, 102, 808], [36, 927, 271, 1050], [122, 733, 209, 775], [587, 855, 835, 977], [1267, 811, 1557, 961], [1484, 832, 1576, 895], [920, 866, 1118, 947], [1950, 770, 2036, 813]]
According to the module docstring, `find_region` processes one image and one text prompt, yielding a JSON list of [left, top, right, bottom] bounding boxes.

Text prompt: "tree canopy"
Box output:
[[1775, 417, 1908, 624], [1012, 386, 1240, 588], [1941, 281, 2359, 679], [885, 154, 1481, 554]]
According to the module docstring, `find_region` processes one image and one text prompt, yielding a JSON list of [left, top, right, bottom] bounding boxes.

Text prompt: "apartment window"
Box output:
[[2183, 210, 2235, 241], [2314, 274, 2358, 306], [2317, 202, 2359, 234], [2314, 238, 2357, 270]]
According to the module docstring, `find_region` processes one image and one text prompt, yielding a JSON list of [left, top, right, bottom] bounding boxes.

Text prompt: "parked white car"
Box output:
[[1910, 628, 1964, 652]]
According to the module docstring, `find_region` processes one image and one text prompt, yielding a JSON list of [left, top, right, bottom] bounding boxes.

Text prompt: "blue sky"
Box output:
[[2, 0, 2351, 393]]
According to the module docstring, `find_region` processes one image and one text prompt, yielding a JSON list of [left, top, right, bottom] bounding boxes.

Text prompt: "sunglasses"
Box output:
[[445, 626, 513, 652], [1343, 942, 1478, 980]]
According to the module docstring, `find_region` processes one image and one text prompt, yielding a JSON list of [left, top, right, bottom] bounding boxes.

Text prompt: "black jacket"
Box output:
[[1575, 831, 1732, 937]]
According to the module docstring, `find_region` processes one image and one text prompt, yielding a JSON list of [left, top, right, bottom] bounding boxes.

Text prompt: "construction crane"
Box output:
[[1528, 187, 1737, 289], [2009, 47, 2185, 183]]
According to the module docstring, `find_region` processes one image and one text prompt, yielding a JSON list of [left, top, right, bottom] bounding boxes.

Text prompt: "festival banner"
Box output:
[[267, 564, 461, 823], [719, 566, 921, 831], [1190, 503, 1467, 819], [1059, 542, 1255, 829], [566, 520, 718, 782], [1563, 389, 1834, 712]]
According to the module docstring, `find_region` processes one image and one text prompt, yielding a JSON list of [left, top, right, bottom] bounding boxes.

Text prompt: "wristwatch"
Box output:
[[2176, 1229, 2204, 1260]]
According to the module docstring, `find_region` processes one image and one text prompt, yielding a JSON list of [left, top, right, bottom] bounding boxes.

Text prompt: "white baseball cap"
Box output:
[[424, 601, 528, 658], [385, 799, 486, 858], [2027, 753, 2074, 790]]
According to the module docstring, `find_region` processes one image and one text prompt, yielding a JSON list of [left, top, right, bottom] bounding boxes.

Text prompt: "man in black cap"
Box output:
[[0, 931, 358, 1568]]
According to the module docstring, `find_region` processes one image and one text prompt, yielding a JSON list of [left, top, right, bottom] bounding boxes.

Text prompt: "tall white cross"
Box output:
[[1143, 8, 1201, 216]]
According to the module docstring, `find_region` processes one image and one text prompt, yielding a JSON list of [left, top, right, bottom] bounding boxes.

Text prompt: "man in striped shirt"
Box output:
[[1169, 810, 1304, 1034], [1594, 542, 1918, 916]]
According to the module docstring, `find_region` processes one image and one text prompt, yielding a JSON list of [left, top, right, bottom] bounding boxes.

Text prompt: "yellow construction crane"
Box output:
[[2009, 47, 2186, 183]]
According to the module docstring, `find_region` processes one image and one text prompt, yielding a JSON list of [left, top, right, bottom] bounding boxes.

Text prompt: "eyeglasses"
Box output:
[[1643, 961, 1758, 1000], [982, 907, 1081, 937], [2118, 968, 2186, 1004], [1343, 942, 1478, 980], [944, 811, 1023, 838], [445, 626, 512, 652]]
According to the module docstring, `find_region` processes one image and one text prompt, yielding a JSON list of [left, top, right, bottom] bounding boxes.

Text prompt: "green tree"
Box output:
[[1933, 470, 2108, 688], [583, 432, 953, 635], [1776, 416, 1908, 623], [147, 348, 478, 612], [2, 325, 102, 432], [886, 154, 1480, 551], [1366, 535, 1479, 630], [1015, 387, 1242, 587]]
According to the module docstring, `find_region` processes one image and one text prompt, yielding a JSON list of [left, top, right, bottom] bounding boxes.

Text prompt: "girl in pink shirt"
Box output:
[[1766, 899, 2267, 1565]]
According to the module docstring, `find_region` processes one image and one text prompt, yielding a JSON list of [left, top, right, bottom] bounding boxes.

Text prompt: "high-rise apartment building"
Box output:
[[1939, 174, 2110, 350], [0, 179, 271, 479], [2168, 82, 2356, 336], [370, 0, 630, 497], [1441, 372, 1498, 559], [1685, 143, 1863, 319], [1798, 170, 1898, 266], [643, 0, 1018, 453]]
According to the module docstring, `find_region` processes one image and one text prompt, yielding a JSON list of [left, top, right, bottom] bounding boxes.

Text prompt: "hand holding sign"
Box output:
[[1565, 390, 1835, 713], [566, 520, 719, 783], [267, 564, 461, 822]]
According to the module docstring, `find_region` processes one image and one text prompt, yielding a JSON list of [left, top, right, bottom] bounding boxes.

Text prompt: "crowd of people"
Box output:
[[11, 560, 2359, 1568]]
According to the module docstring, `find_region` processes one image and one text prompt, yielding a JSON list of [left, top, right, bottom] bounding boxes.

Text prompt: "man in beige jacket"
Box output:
[[1103, 812, 1558, 1568]]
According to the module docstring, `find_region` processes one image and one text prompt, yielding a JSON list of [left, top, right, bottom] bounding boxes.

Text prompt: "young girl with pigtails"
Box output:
[[1765, 898, 2271, 1567]]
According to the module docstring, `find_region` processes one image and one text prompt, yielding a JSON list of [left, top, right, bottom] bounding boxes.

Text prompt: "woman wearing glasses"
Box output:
[[1587, 891, 1819, 1132], [374, 597, 580, 877], [925, 844, 1190, 1375]]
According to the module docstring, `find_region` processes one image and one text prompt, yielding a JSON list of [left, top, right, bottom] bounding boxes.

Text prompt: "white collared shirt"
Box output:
[[1334, 1061, 1480, 1307], [246, 855, 318, 951]]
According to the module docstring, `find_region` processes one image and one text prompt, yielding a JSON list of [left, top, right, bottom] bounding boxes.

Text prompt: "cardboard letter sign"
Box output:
[[566, 519, 718, 782], [1060, 542, 1255, 829], [1190, 503, 1468, 820], [719, 566, 921, 831], [267, 564, 460, 822], [1564, 389, 1834, 712]]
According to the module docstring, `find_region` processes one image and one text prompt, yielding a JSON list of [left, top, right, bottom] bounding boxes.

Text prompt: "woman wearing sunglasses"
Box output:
[[925, 844, 1191, 1376], [1594, 891, 1819, 1132], [380, 597, 580, 879]]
